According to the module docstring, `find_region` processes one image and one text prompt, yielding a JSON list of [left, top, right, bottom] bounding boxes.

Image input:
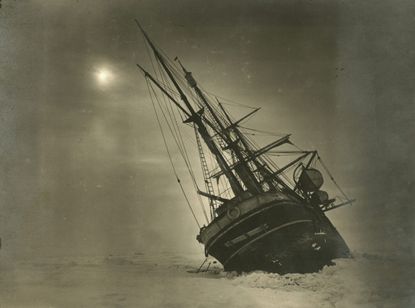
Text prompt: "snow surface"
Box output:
[[0, 252, 413, 307]]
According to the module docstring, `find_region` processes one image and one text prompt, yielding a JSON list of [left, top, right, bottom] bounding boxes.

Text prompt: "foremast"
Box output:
[[176, 59, 263, 195], [135, 20, 244, 197]]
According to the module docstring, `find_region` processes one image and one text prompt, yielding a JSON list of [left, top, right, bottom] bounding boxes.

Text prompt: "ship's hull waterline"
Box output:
[[199, 192, 350, 274]]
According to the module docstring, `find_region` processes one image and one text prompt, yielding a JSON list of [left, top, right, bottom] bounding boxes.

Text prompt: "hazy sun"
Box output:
[[96, 68, 113, 85]]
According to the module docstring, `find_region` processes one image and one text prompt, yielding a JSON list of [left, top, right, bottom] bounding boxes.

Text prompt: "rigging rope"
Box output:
[[243, 134, 295, 187], [149, 81, 210, 224], [139, 36, 212, 255], [156, 91, 209, 223], [317, 156, 350, 201], [239, 126, 287, 137], [143, 45, 210, 224], [146, 78, 201, 228], [202, 89, 258, 109]]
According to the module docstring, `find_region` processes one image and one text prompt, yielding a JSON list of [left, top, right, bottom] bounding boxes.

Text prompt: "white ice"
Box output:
[[0, 252, 413, 307]]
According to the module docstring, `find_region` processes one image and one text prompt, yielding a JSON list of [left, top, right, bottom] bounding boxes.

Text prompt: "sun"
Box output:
[[95, 68, 113, 85]]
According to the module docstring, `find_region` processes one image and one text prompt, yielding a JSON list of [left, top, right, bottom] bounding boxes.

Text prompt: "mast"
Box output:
[[176, 59, 263, 194], [135, 20, 244, 196], [209, 134, 291, 179], [136, 64, 191, 118], [213, 103, 308, 198], [217, 102, 277, 191]]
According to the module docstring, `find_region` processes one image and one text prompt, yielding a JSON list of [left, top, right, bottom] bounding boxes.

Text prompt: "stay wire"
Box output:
[[146, 78, 201, 228], [149, 79, 210, 224], [147, 50, 237, 216], [317, 156, 350, 201], [153, 54, 214, 223], [154, 63, 209, 224]]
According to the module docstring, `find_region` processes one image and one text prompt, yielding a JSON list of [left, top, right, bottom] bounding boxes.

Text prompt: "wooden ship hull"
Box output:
[[198, 192, 350, 274]]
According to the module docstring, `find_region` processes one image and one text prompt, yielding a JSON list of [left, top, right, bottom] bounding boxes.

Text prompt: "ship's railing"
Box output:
[[199, 192, 291, 245]]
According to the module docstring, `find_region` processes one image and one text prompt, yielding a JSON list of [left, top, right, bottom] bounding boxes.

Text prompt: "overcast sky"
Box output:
[[0, 0, 414, 260]]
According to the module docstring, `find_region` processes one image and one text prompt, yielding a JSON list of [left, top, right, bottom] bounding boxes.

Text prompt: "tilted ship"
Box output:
[[135, 21, 354, 274]]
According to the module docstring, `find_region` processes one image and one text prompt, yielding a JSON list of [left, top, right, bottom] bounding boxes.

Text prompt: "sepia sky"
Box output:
[[0, 0, 414, 260]]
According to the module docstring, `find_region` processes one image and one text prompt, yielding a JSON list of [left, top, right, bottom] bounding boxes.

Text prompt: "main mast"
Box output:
[[176, 60, 263, 194], [135, 20, 244, 196]]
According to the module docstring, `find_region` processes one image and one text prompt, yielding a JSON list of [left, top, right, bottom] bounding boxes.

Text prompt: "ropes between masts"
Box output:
[[149, 75, 210, 223], [145, 78, 203, 228], [317, 155, 350, 201], [141, 35, 215, 225]]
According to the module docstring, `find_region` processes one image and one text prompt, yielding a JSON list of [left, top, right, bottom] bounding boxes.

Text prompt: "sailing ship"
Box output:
[[135, 21, 354, 274]]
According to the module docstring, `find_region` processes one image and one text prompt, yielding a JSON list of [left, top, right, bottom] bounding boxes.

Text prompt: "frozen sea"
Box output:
[[0, 252, 413, 308]]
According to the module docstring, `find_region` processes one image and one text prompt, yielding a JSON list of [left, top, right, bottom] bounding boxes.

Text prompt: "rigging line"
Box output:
[[146, 79, 201, 228], [148, 71, 189, 170], [268, 151, 310, 154], [143, 67, 184, 98], [155, 84, 205, 210], [202, 89, 258, 109], [145, 36, 189, 88], [162, 63, 245, 194], [268, 153, 304, 157], [184, 83, 231, 132], [240, 130, 281, 137], [151, 77, 182, 98], [163, 60, 194, 97], [149, 81, 210, 224], [291, 142, 305, 152], [207, 96, 234, 127], [155, 59, 189, 162], [170, 104, 192, 167], [194, 125, 215, 220], [141, 31, 176, 66], [149, 42, 197, 111], [268, 158, 295, 186], [220, 176, 232, 199], [222, 106, 258, 126], [148, 81, 200, 204], [144, 34, 191, 130], [239, 126, 287, 137], [317, 156, 350, 201], [206, 145, 224, 200], [142, 33, 163, 87], [202, 100, 230, 132], [245, 138, 289, 179], [152, 86, 187, 166], [212, 102, 294, 190], [171, 95, 216, 221], [151, 85, 204, 214], [244, 136, 295, 187], [142, 36, 204, 144], [214, 104, 233, 129]]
